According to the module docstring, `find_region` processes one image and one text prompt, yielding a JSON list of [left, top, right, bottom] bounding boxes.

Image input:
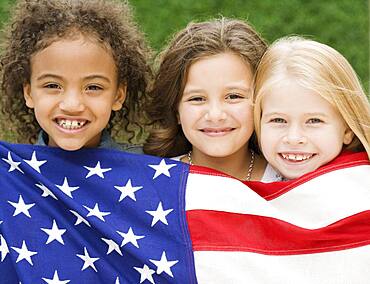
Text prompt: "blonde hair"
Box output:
[[254, 36, 370, 159]]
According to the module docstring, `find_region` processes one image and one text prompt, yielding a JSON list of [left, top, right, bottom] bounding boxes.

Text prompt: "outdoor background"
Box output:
[[0, 0, 368, 142]]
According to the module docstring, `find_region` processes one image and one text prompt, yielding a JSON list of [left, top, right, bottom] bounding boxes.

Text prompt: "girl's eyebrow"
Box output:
[[225, 81, 251, 92], [35, 74, 111, 83], [262, 111, 285, 117], [183, 84, 251, 95], [225, 86, 251, 92], [262, 111, 329, 117], [183, 86, 205, 95], [84, 75, 112, 83], [35, 74, 63, 81], [304, 112, 328, 117]]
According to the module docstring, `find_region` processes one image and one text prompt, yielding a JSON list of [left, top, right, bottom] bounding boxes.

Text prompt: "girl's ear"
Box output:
[[23, 84, 34, 108], [343, 127, 355, 145], [112, 83, 127, 111]]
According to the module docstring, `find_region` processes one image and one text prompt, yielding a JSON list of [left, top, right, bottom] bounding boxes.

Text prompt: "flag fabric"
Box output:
[[187, 151, 370, 283], [1, 141, 370, 284], [0, 141, 197, 284]]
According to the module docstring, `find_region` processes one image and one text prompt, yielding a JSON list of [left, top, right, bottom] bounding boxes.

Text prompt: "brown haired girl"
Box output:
[[144, 18, 280, 181]]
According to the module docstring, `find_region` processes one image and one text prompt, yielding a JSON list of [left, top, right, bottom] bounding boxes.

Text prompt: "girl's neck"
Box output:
[[186, 147, 264, 181]]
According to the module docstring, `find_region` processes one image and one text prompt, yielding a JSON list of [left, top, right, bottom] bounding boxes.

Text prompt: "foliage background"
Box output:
[[0, 0, 369, 141], [130, 0, 369, 88]]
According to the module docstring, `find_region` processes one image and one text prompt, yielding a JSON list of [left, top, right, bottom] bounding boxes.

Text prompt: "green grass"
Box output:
[[0, 0, 368, 141]]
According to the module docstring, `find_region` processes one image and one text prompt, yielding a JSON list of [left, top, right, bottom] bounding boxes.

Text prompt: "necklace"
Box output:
[[187, 149, 255, 181]]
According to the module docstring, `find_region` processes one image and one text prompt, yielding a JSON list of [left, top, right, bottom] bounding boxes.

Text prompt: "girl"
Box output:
[[0, 0, 151, 152], [0, 1, 196, 283], [184, 36, 370, 283], [254, 36, 370, 179], [144, 18, 277, 181]]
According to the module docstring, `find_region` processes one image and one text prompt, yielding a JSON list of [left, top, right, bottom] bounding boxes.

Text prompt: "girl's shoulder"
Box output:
[[261, 163, 285, 182], [101, 130, 143, 154], [171, 154, 186, 162]]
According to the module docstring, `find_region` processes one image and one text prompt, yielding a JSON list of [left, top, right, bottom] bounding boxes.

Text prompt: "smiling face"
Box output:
[[177, 52, 254, 163], [260, 81, 354, 179], [23, 35, 126, 151]]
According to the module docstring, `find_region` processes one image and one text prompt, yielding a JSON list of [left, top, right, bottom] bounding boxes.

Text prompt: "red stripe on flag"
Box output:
[[187, 209, 370, 255], [189, 151, 369, 200], [248, 153, 369, 200]]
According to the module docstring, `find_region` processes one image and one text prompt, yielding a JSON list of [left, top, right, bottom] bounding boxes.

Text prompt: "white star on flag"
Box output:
[[115, 277, 120, 284], [69, 210, 91, 227], [41, 219, 66, 245], [24, 151, 47, 173], [134, 264, 155, 284], [101, 238, 122, 256], [116, 227, 145, 248], [11, 240, 38, 265], [148, 159, 177, 179], [84, 203, 111, 222], [36, 182, 58, 200], [76, 247, 99, 272], [42, 270, 71, 284], [146, 202, 173, 227], [0, 234, 9, 262], [8, 195, 35, 218], [2, 151, 24, 173], [114, 179, 143, 202], [55, 177, 79, 198], [84, 161, 111, 179], [149, 251, 179, 277]]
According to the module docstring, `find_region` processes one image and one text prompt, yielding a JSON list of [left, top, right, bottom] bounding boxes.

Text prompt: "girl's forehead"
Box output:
[[29, 34, 119, 78], [36, 30, 112, 56]]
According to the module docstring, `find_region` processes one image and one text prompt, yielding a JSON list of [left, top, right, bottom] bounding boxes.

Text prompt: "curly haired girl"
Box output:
[[0, 0, 151, 152]]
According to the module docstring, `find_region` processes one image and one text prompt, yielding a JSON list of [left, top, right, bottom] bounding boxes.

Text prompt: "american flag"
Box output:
[[186, 151, 370, 283], [0, 141, 196, 283], [1, 141, 370, 284]]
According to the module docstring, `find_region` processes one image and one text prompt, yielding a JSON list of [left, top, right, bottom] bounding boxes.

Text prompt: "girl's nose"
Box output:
[[59, 90, 85, 112], [204, 102, 227, 121], [282, 125, 307, 145]]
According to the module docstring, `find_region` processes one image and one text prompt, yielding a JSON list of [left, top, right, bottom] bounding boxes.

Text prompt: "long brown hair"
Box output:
[[144, 18, 267, 157]]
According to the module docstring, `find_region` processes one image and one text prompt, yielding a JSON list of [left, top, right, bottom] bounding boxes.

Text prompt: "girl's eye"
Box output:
[[307, 118, 323, 124], [270, 118, 286, 123], [86, 85, 103, 91], [44, 83, 61, 89], [226, 93, 244, 100], [188, 96, 205, 102]]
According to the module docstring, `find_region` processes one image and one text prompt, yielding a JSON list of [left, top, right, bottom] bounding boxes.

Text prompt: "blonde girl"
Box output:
[[254, 36, 370, 179]]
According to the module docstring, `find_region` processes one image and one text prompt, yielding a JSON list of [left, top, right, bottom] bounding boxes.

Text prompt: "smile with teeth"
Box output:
[[280, 153, 314, 162], [200, 127, 235, 137], [202, 127, 234, 133], [56, 119, 87, 130]]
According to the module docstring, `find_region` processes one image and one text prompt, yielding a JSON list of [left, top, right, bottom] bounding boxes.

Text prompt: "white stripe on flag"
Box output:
[[270, 165, 370, 228], [193, 244, 370, 284], [186, 165, 370, 229]]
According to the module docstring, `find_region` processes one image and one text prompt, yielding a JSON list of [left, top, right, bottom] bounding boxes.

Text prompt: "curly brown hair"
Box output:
[[144, 17, 267, 157], [0, 0, 152, 144]]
